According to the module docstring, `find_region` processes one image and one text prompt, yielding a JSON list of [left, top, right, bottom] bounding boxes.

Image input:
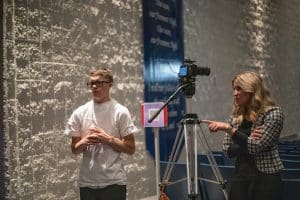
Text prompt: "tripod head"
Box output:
[[148, 59, 211, 123], [178, 59, 210, 98]]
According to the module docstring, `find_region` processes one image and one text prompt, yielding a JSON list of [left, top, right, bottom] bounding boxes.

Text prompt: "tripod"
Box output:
[[149, 84, 228, 200]]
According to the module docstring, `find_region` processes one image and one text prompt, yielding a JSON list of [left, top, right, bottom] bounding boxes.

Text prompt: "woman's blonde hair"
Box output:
[[231, 71, 277, 124]]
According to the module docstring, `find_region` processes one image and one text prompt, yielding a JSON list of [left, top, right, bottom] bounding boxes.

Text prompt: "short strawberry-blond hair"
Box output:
[[89, 68, 113, 83]]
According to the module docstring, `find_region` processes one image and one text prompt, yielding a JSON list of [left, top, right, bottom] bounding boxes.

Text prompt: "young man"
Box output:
[[65, 68, 137, 200]]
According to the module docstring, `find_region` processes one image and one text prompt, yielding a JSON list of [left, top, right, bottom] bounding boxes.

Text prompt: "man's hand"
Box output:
[[88, 127, 113, 144], [83, 132, 102, 145], [87, 127, 135, 155], [71, 133, 100, 154]]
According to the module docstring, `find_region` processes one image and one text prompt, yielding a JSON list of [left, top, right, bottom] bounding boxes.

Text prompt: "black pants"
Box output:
[[80, 184, 126, 200], [229, 172, 282, 200]]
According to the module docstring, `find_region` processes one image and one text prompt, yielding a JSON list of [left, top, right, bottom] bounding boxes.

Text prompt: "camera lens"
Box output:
[[196, 67, 210, 76]]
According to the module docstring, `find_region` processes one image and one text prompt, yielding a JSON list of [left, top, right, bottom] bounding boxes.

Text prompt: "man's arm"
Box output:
[[71, 133, 100, 154], [88, 127, 135, 155], [109, 134, 135, 155], [71, 137, 86, 154]]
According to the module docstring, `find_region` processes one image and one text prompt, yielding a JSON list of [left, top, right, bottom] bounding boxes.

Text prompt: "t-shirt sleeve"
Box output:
[[118, 108, 139, 138], [64, 110, 81, 137]]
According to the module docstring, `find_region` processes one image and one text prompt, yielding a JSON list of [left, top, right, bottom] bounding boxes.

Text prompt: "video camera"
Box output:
[[178, 59, 210, 97], [179, 59, 210, 78]]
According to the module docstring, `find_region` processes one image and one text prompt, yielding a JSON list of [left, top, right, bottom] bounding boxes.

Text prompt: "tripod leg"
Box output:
[[161, 124, 185, 187], [161, 120, 200, 200], [183, 117, 199, 199], [198, 124, 228, 200]]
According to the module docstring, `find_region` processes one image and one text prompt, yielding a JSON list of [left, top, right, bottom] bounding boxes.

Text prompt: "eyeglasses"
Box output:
[[87, 80, 110, 88]]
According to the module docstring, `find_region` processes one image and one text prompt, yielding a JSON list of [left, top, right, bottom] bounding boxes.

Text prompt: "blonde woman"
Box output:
[[202, 71, 284, 200]]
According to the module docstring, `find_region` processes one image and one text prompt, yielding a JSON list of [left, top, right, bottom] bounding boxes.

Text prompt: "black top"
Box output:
[[223, 107, 284, 174], [229, 119, 259, 180]]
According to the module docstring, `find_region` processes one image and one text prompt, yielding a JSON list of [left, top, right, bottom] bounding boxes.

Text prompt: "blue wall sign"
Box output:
[[142, 0, 185, 161]]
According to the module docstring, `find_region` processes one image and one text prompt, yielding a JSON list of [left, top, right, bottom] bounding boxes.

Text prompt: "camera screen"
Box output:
[[179, 66, 188, 77]]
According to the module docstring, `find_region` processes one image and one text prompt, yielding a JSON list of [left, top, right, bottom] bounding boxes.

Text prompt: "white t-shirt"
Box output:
[[64, 99, 138, 188]]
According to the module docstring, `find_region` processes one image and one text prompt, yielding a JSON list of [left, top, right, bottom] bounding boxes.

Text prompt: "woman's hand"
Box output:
[[250, 127, 263, 140], [159, 192, 170, 200], [202, 120, 237, 136], [201, 120, 230, 132]]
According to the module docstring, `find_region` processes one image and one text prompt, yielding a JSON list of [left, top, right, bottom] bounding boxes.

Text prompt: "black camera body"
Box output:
[[179, 59, 210, 78], [178, 59, 210, 97]]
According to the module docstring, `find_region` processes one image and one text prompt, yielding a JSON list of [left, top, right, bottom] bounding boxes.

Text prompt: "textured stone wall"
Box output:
[[184, 0, 300, 150], [2, 0, 300, 199], [2, 0, 155, 199]]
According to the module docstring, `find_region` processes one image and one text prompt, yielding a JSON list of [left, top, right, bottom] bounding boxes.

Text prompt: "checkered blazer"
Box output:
[[223, 106, 284, 174]]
